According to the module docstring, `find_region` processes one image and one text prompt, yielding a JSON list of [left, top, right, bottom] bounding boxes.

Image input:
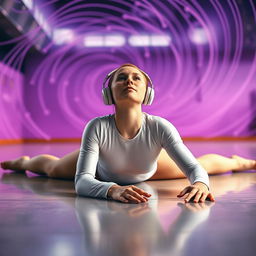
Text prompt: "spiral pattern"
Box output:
[[0, 0, 255, 139]]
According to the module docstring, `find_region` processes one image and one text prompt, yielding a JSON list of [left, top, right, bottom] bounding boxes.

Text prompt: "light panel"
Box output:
[[189, 27, 208, 45], [84, 35, 104, 47], [53, 29, 74, 45], [128, 35, 150, 46]]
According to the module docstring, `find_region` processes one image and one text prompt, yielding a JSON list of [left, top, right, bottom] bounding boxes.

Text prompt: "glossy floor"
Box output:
[[0, 141, 256, 256]]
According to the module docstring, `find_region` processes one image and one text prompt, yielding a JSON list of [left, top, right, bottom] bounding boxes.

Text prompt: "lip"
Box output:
[[124, 87, 136, 92]]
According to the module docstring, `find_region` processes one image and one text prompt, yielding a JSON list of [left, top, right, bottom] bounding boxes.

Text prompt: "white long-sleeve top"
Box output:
[[75, 112, 209, 199]]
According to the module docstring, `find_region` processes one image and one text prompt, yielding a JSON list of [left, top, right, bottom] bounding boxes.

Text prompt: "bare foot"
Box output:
[[0, 156, 30, 172], [231, 155, 256, 172]]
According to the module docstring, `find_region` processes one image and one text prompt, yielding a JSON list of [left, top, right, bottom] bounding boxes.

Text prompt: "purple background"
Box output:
[[0, 0, 256, 140]]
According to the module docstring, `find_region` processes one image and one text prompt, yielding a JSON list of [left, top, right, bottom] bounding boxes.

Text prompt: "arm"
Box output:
[[75, 118, 117, 199], [158, 118, 215, 203], [75, 119, 151, 202], [164, 139, 210, 188]]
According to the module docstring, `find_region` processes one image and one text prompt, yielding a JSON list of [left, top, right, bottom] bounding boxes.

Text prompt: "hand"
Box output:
[[107, 184, 152, 203], [177, 182, 215, 203]]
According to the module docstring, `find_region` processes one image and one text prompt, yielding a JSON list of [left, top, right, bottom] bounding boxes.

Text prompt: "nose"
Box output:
[[126, 76, 133, 85]]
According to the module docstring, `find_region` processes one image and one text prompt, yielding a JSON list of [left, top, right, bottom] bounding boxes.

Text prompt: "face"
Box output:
[[110, 66, 147, 106]]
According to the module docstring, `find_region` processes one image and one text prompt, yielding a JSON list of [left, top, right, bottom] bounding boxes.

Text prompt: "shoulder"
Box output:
[[82, 114, 113, 136], [144, 112, 176, 130], [84, 114, 112, 127], [144, 112, 181, 140]]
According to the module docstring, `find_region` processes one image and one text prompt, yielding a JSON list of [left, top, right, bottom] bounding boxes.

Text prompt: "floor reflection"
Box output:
[[0, 162, 256, 255], [75, 182, 214, 256]]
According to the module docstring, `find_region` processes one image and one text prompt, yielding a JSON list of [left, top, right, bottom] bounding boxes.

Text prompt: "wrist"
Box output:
[[107, 184, 120, 198], [193, 182, 209, 191]]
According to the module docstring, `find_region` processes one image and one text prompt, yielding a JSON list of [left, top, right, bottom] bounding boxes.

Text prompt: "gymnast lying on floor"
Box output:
[[1, 64, 255, 204]]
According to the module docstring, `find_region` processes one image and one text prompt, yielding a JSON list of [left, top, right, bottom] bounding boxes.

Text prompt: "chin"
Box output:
[[117, 99, 142, 107]]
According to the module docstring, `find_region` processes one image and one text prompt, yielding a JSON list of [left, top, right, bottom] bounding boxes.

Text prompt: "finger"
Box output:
[[177, 187, 190, 197], [207, 193, 215, 202], [126, 189, 147, 202], [184, 188, 198, 203], [193, 191, 203, 203], [199, 193, 208, 203], [141, 196, 149, 202], [131, 186, 151, 197], [124, 193, 142, 203]]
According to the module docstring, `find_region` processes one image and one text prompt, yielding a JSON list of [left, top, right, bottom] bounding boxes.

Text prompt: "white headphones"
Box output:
[[102, 67, 155, 105]]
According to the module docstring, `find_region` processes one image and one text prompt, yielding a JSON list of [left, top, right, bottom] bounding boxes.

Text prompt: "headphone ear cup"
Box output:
[[143, 87, 154, 105], [102, 87, 113, 105]]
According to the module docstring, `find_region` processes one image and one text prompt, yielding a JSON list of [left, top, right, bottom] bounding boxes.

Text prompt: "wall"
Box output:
[[0, 62, 23, 140]]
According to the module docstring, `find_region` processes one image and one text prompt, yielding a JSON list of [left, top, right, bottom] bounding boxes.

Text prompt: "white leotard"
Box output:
[[75, 112, 209, 199]]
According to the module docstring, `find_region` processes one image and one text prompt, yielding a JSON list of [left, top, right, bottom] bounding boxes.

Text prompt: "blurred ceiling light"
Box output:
[[53, 29, 74, 45], [128, 34, 171, 46], [189, 27, 208, 44], [104, 35, 125, 46], [84, 35, 104, 47], [128, 35, 150, 46], [21, 0, 34, 10], [151, 35, 171, 46], [84, 35, 125, 47]]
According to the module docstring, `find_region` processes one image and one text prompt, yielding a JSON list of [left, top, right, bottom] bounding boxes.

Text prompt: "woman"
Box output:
[[1, 64, 255, 204]]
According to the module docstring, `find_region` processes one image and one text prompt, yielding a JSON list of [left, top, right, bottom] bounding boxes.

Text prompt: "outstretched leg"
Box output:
[[0, 149, 80, 179], [149, 150, 256, 180], [197, 154, 256, 174]]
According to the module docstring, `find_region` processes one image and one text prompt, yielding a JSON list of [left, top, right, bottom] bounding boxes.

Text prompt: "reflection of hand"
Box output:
[[107, 184, 151, 203], [108, 201, 150, 217], [177, 201, 215, 212], [177, 182, 215, 203]]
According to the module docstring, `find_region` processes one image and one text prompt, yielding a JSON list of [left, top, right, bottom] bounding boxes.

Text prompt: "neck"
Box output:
[[114, 105, 143, 139]]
